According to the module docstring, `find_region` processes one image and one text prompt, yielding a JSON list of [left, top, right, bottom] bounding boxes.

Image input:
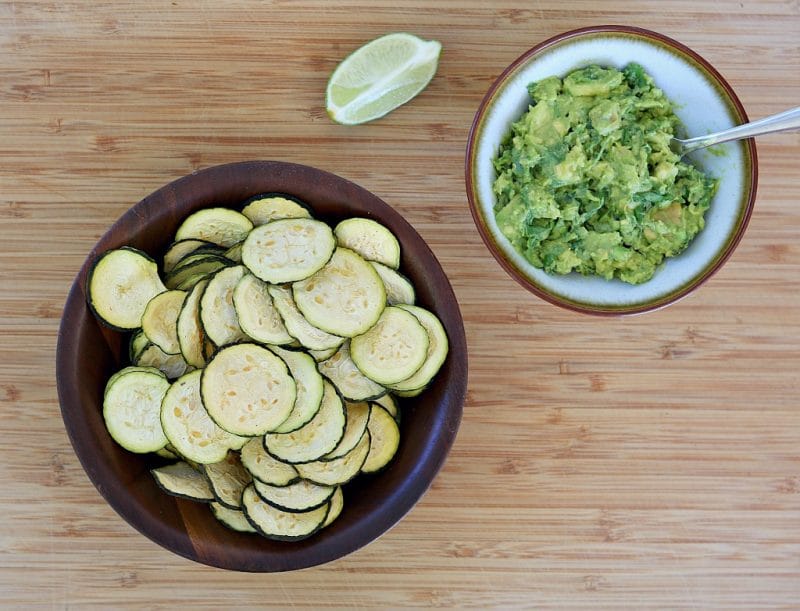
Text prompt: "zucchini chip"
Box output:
[[134, 342, 192, 380], [241, 193, 312, 226], [161, 370, 247, 464], [202, 452, 252, 509], [389, 304, 449, 392], [201, 343, 297, 436], [296, 430, 371, 486], [268, 346, 324, 433], [324, 401, 370, 460], [317, 341, 385, 402], [163, 239, 223, 273], [263, 380, 345, 464], [103, 369, 170, 453], [253, 478, 335, 513], [141, 289, 186, 355], [242, 484, 329, 541], [350, 306, 429, 385], [232, 274, 294, 346], [361, 404, 400, 474], [88, 247, 166, 330], [242, 218, 335, 284], [240, 437, 299, 487], [372, 393, 399, 422], [334, 218, 401, 269], [175, 207, 253, 248], [199, 265, 249, 347], [165, 256, 231, 291], [321, 486, 344, 529], [210, 502, 257, 533], [293, 247, 386, 337], [176, 278, 210, 369], [151, 461, 215, 502], [128, 328, 151, 363], [370, 261, 415, 305], [268, 284, 344, 351]]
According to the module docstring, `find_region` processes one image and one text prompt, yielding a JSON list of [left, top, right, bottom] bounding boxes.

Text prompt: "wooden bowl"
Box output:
[[466, 26, 757, 315], [57, 161, 467, 572]]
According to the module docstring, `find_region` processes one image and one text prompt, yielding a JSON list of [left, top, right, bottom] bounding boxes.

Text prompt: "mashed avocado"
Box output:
[[492, 63, 718, 284]]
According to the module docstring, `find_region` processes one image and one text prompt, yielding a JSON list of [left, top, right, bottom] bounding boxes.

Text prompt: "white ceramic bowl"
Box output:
[[466, 26, 757, 315]]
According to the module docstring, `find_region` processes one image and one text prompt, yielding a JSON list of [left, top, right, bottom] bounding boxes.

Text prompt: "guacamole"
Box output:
[[492, 63, 718, 284]]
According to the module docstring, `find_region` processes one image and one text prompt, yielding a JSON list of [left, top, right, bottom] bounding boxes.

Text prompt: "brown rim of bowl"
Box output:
[[465, 25, 758, 316], [57, 160, 468, 571]]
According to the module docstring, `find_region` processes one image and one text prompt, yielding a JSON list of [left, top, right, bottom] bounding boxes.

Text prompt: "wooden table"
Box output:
[[2, 1, 798, 607]]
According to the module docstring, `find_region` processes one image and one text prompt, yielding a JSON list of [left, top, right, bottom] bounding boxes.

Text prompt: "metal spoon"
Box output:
[[670, 105, 800, 158]]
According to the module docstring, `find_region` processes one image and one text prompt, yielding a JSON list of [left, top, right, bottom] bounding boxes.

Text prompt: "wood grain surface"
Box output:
[[1, 0, 799, 608]]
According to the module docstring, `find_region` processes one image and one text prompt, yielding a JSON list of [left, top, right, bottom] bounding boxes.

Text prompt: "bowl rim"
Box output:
[[57, 160, 468, 571], [465, 25, 758, 316]]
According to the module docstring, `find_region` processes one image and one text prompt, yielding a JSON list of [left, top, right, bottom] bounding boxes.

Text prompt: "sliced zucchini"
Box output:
[[334, 218, 401, 269], [176, 278, 210, 369], [201, 343, 296, 436], [88, 247, 166, 330], [308, 346, 338, 362], [210, 502, 257, 533], [242, 483, 329, 541], [268, 345, 325, 433], [202, 452, 252, 509], [128, 329, 151, 363], [241, 193, 312, 226], [164, 256, 231, 291], [321, 486, 344, 528], [163, 239, 222, 273], [253, 477, 334, 513], [223, 242, 243, 263], [324, 401, 370, 460], [240, 437, 299, 486], [361, 404, 400, 474], [389, 304, 449, 392], [317, 341, 385, 401], [370, 261, 415, 305], [134, 342, 192, 380], [393, 386, 426, 398], [232, 274, 294, 345], [372, 393, 399, 421], [268, 284, 344, 351], [155, 445, 179, 460], [263, 380, 345, 463], [199, 265, 249, 347], [105, 365, 165, 396], [296, 430, 370, 486], [161, 370, 247, 464], [293, 247, 386, 337], [103, 369, 170, 453], [350, 306, 429, 385], [141, 289, 186, 355], [175, 207, 254, 248], [151, 461, 215, 502], [242, 218, 336, 284]]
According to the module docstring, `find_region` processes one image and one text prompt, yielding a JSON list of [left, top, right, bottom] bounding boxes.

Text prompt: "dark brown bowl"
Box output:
[[57, 160, 467, 572]]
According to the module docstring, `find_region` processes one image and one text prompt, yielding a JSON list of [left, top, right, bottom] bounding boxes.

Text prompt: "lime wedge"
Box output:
[[326, 32, 442, 125]]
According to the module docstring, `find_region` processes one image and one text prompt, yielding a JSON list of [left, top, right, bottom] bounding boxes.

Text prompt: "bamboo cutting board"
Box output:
[[1, 1, 799, 608]]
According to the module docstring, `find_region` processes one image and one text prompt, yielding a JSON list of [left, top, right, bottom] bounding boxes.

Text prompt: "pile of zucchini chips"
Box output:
[[89, 193, 448, 541]]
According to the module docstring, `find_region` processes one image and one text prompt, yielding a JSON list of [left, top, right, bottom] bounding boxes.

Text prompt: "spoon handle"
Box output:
[[680, 105, 800, 152]]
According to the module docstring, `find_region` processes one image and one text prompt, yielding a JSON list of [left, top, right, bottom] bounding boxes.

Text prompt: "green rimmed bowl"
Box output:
[[465, 25, 757, 315]]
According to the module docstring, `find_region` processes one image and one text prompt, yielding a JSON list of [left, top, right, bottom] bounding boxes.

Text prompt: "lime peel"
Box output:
[[326, 32, 442, 125]]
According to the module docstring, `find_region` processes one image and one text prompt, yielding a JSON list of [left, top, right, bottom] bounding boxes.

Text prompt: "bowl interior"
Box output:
[[57, 161, 467, 571], [467, 27, 756, 314]]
